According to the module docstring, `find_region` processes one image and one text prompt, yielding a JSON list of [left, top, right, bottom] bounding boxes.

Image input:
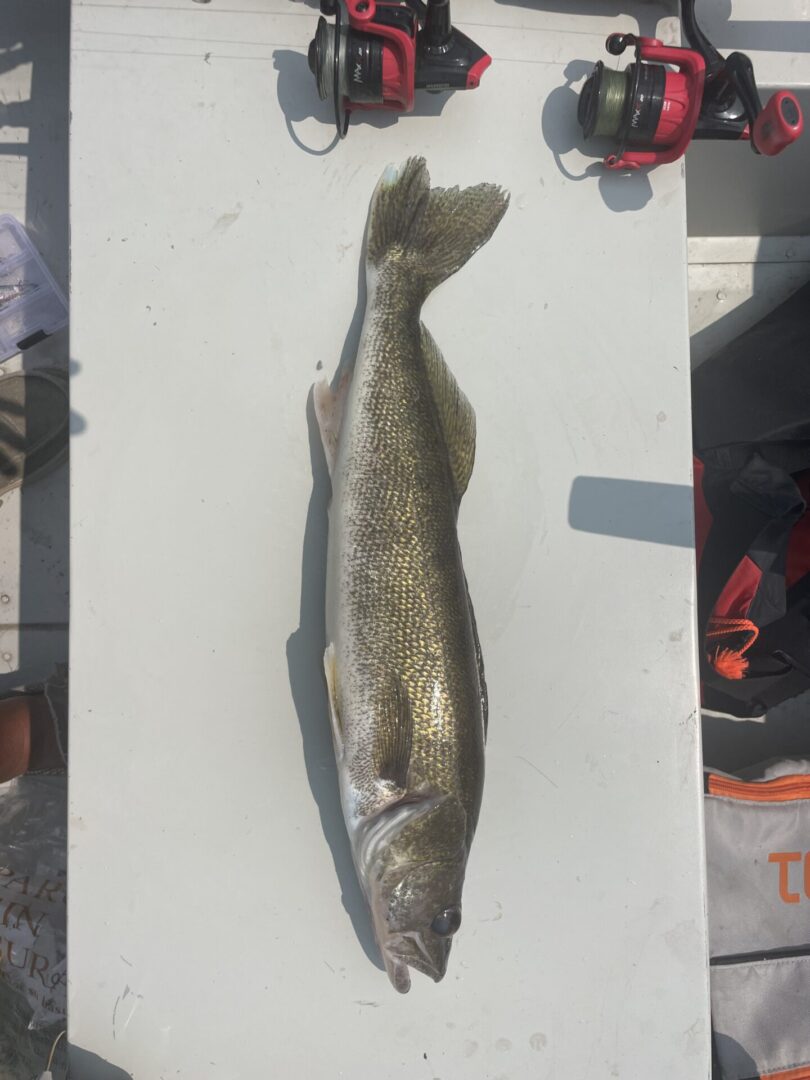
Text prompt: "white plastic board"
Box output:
[[69, 1, 709, 1077]]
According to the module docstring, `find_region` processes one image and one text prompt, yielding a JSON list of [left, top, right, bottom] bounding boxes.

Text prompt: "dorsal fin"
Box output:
[[420, 325, 476, 501]]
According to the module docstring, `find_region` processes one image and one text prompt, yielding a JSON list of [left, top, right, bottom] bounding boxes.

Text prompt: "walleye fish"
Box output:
[[314, 157, 508, 993]]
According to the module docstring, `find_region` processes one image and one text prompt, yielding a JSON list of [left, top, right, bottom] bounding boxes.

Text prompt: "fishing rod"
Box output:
[[307, 0, 491, 138], [577, 0, 803, 169]]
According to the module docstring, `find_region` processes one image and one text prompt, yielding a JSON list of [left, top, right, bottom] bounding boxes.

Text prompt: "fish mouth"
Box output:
[[382, 951, 412, 994], [381, 933, 452, 994]]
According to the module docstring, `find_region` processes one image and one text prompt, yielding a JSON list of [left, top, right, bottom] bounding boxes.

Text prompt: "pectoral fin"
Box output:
[[373, 678, 413, 791], [420, 325, 476, 501]]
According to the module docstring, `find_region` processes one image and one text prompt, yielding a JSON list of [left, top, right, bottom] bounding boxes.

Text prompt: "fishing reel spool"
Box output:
[[307, 0, 491, 138], [577, 0, 803, 170]]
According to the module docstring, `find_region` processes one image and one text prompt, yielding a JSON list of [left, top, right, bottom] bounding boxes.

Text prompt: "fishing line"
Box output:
[[38, 1029, 66, 1080], [46, 1030, 66, 1069], [590, 66, 630, 138]]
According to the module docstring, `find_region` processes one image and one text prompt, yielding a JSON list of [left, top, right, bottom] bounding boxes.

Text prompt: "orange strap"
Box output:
[[705, 616, 759, 680], [708, 773, 810, 802]]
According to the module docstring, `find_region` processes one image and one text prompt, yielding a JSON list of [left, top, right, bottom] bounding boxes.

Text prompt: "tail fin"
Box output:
[[366, 157, 509, 299]]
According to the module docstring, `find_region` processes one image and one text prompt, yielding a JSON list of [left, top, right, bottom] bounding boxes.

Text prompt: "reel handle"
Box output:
[[754, 90, 804, 155], [724, 51, 803, 155], [605, 39, 706, 170]]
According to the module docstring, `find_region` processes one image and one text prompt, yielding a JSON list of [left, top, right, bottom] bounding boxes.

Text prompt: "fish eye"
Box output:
[[431, 907, 462, 937]]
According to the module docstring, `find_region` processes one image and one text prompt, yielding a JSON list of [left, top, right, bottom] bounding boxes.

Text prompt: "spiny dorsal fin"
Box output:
[[420, 325, 476, 501], [373, 678, 413, 791]]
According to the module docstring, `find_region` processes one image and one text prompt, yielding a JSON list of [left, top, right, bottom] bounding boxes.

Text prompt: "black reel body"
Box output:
[[308, 0, 491, 137]]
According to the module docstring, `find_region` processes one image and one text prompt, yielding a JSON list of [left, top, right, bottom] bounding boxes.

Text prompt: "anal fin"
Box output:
[[313, 372, 350, 477]]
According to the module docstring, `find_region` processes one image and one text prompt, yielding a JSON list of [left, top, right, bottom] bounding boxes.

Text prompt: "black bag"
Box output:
[[694, 283, 810, 718]]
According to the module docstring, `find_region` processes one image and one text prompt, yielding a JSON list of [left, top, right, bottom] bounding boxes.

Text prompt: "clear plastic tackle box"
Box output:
[[0, 215, 68, 362]]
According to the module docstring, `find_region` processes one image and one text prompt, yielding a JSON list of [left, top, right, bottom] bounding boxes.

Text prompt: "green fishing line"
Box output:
[[592, 67, 630, 138]]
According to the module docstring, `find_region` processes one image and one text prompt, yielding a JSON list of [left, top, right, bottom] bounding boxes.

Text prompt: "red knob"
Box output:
[[753, 90, 803, 155]]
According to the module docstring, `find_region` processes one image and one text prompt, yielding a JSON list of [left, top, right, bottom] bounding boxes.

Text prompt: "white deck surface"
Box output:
[[68, 1, 709, 1077]]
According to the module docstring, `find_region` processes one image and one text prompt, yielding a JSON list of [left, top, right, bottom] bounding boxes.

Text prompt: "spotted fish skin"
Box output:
[[314, 157, 508, 993]]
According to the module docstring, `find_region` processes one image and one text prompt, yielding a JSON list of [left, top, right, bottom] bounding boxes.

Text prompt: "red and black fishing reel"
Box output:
[[307, 0, 491, 138], [577, 0, 803, 169]]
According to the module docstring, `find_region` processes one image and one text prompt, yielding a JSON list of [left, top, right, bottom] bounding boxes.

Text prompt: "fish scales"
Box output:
[[342, 307, 478, 803], [315, 157, 508, 992]]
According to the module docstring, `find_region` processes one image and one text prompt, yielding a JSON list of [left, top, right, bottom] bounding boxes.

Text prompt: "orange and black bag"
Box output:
[[694, 283, 810, 719]]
